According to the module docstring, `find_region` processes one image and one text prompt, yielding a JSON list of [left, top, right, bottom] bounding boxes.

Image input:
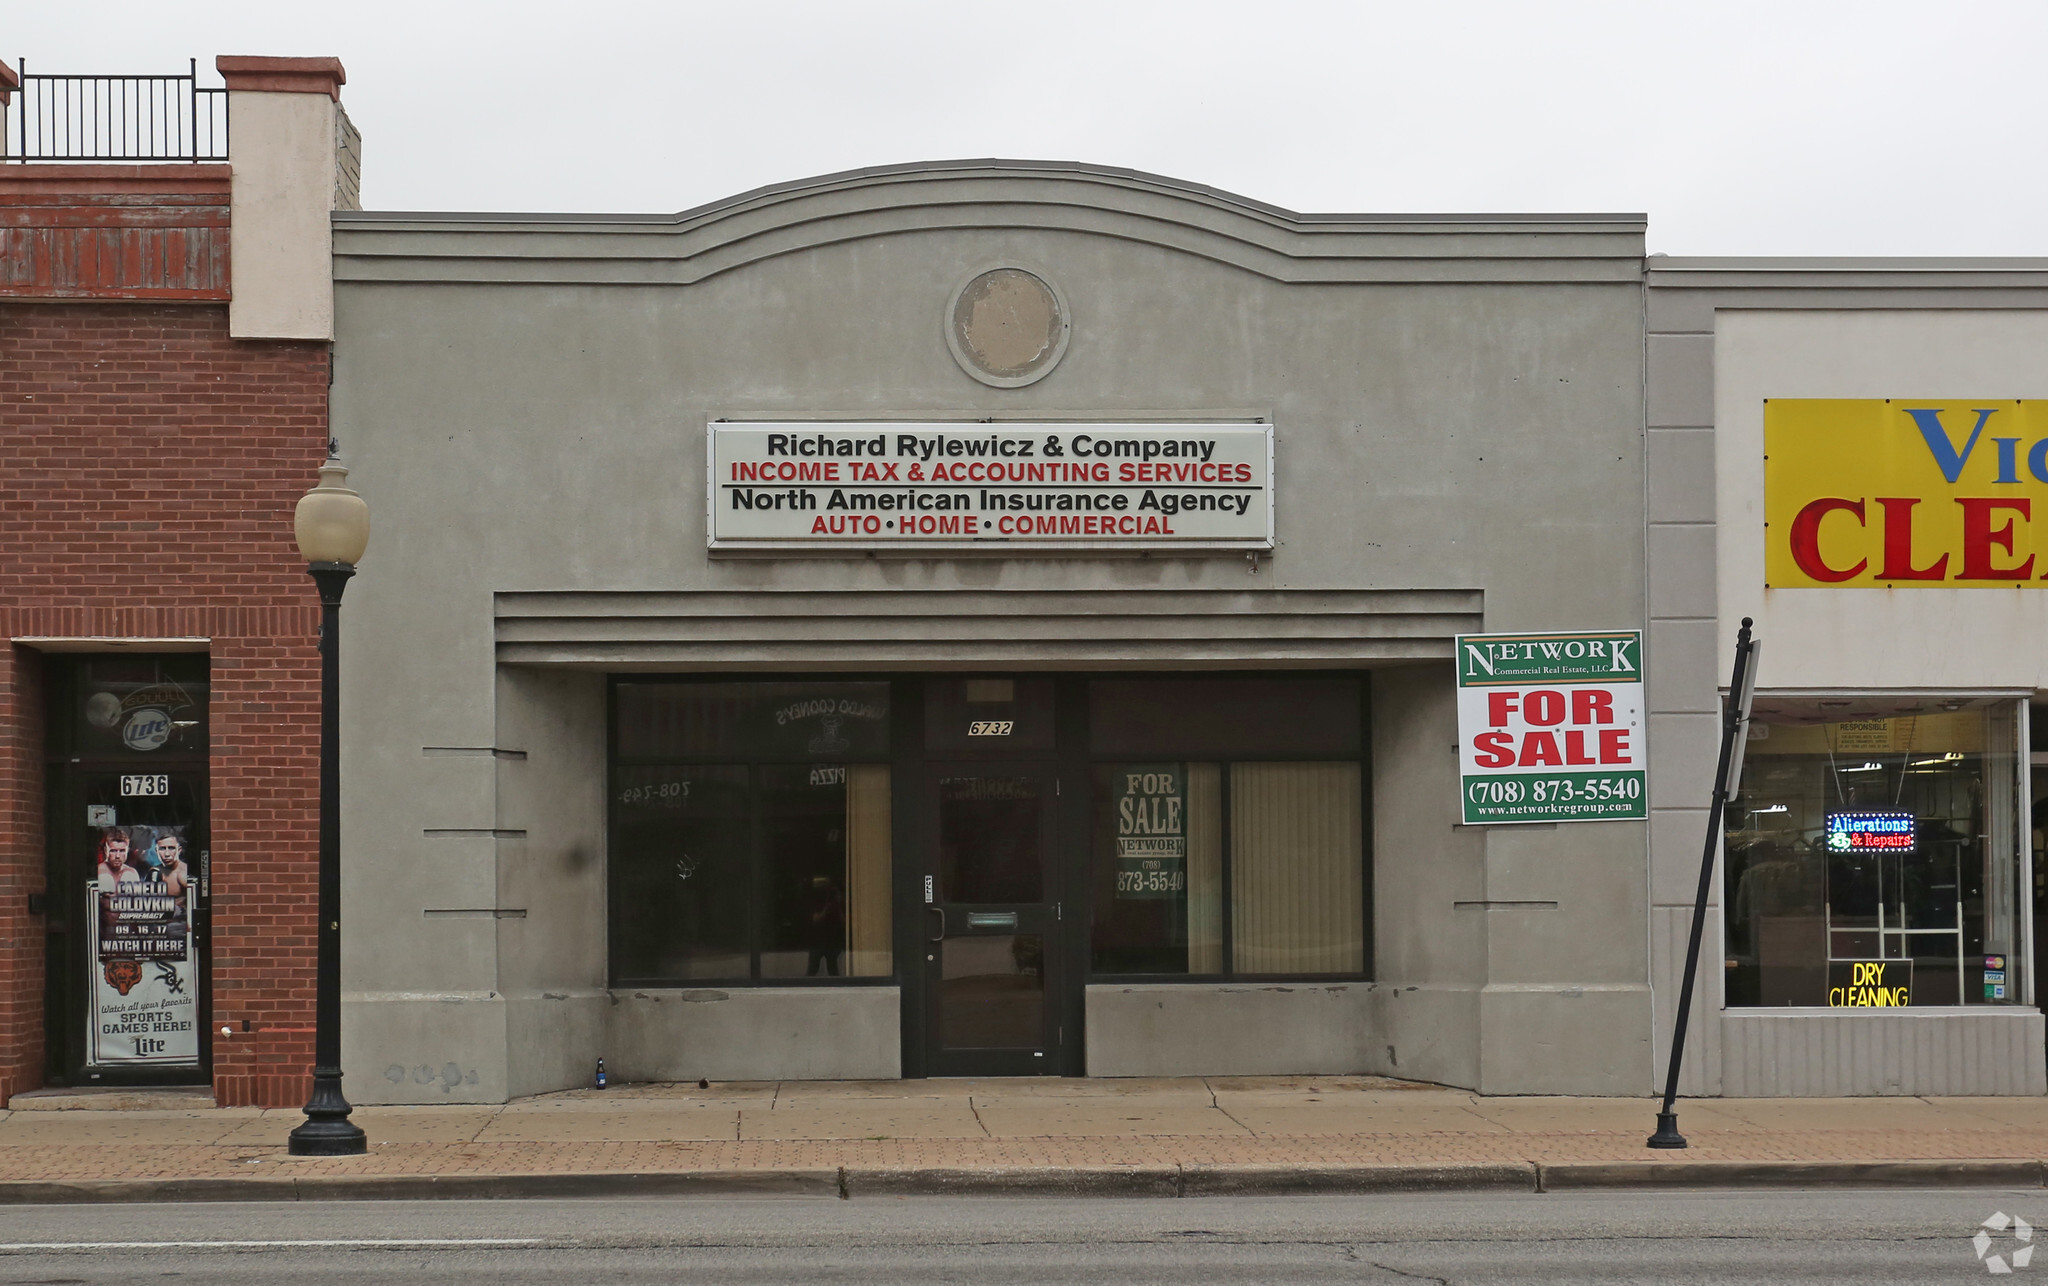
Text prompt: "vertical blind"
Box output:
[[1230, 761, 1363, 974], [845, 764, 893, 976], [1185, 763, 1224, 973]]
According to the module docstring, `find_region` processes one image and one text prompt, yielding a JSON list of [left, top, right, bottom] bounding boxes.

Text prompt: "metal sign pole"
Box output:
[[1649, 617, 1759, 1149]]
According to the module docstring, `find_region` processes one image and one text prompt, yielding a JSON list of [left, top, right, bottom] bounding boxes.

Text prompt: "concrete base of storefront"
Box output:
[[1083, 981, 1653, 1097], [1085, 984, 1375, 1077], [603, 986, 902, 1084], [345, 984, 2040, 1104], [345, 986, 905, 1105], [506, 990, 610, 1101], [1717, 1007, 2048, 1097], [345, 979, 1659, 1103], [7, 1087, 216, 1112]]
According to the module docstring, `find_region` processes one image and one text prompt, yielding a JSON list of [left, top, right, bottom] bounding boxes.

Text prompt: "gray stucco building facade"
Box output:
[[328, 162, 1657, 1102], [324, 159, 2048, 1104]]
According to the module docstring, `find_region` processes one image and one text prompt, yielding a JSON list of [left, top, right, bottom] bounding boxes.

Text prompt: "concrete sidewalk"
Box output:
[[6, 1075, 2048, 1201]]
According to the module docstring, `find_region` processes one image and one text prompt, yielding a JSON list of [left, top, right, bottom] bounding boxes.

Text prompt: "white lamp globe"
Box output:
[[294, 458, 370, 566]]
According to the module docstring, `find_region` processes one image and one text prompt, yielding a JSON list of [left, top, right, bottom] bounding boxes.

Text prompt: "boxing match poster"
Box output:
[[87, 823, 199, 1066]]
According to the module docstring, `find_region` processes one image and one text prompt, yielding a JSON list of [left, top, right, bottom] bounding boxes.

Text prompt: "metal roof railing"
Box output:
[[7, 58, 227, 161]]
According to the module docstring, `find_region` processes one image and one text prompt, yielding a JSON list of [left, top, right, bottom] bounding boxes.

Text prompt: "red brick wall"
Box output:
[[0, 302, 328, 1107]]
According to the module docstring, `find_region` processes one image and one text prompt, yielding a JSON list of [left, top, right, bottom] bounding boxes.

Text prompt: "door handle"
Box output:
[[926, 905, 946, 942]]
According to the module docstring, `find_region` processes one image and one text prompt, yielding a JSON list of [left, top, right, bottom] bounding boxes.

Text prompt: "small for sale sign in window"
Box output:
[[1454, 630, 1647, 825]]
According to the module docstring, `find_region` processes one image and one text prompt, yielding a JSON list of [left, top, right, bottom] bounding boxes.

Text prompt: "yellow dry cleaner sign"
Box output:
[[1765, 400, 2048, 588]]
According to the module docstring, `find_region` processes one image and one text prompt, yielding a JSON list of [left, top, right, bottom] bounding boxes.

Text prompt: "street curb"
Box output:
[[0, 1170, 842, 1205], [1, 1177, 304, 1204], [1, 1160, 2043, 1203], [847, 1166, 1182, 1198], [1179, 1163, 1536, 1195], [1536, 1160, 2048, 1190]]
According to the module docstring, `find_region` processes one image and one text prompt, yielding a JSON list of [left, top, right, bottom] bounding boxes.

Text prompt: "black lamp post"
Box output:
[[287, 456, 369, 1157], [1648, 617, 1760, 1150]]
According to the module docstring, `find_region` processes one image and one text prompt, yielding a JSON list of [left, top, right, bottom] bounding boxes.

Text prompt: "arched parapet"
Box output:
[[334, 158, 1643, 287]]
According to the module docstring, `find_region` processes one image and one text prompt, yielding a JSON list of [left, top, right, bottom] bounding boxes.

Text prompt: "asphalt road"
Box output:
[[0, 1189, 2038, 1284]]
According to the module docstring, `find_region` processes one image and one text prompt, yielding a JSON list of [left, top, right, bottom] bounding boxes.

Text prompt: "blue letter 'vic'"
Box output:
[[1904, 408, 1999, 484]]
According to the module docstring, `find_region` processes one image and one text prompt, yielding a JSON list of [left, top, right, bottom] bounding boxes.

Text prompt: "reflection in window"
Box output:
[[57, 653, 210, 759], [1724, 701, 2023, 1008], [610, 677, 894, 985], [937, 775, 1043, 904], [937, 935, 1044, 1049], [616, 682, 890, 760], [611, 762, 893, 984], [611, 765, 751, 981], [757, 765, 894, 979]]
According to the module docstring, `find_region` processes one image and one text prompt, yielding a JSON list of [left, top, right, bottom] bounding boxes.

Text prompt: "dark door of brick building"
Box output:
[[43, 654, 210, 1088]]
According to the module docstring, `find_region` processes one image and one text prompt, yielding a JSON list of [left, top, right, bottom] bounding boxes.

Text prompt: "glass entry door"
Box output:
[[923, 766, 1062, 1075], [51, 764, 208, 1084], [44, 653, 211, 1087]]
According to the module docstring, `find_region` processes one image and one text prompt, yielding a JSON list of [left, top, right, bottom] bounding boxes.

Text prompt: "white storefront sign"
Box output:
[[708, 422, 1274, 551]]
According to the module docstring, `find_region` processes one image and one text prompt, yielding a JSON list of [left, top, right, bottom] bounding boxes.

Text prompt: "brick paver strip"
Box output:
[[4, 1128, 2048, 1182]]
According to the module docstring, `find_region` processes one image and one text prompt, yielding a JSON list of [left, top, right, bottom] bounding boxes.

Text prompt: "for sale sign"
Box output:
[[1455, 630, 1646, 825], [1114, 764, 1187, 900]]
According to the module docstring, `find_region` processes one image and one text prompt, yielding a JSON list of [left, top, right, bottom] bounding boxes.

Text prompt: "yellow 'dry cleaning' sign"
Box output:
[[1828, 959, 1911, 1007], [1765, 400, 2048, 588]]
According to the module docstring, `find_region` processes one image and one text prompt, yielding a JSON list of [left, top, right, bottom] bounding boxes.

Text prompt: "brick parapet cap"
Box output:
[[215, 56, 345, 100], [0, 58, 19, 103], [0, 164, 231, 199]]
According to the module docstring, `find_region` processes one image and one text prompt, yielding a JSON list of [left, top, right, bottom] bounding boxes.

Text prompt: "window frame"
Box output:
[[1716, 691, 2034, 1014], [605, 671, 1377, 990], [1079, 673, 1374, 986], [607, 675, 899, 989]]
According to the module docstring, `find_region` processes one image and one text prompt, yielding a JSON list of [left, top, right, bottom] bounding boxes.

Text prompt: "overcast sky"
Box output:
[[13, 1, 2047, 255]]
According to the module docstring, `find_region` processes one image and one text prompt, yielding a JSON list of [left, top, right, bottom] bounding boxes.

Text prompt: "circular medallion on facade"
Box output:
[[947, 267, 1070, 388]]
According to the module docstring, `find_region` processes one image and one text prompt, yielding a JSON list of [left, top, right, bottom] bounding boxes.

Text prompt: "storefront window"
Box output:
[[1724, 699, 2026, 1008], [1089, 678, 1361, 757], [616, 681, 890, 760], [1091, 763, 1224, 974], [1087, 678, 1367, 978], [1231, 762, 1365, 974], [53, 654, 209, 759], [758, 764, 893, 979], [613, 765, 751, 981], [611, 682, 892, 984]]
